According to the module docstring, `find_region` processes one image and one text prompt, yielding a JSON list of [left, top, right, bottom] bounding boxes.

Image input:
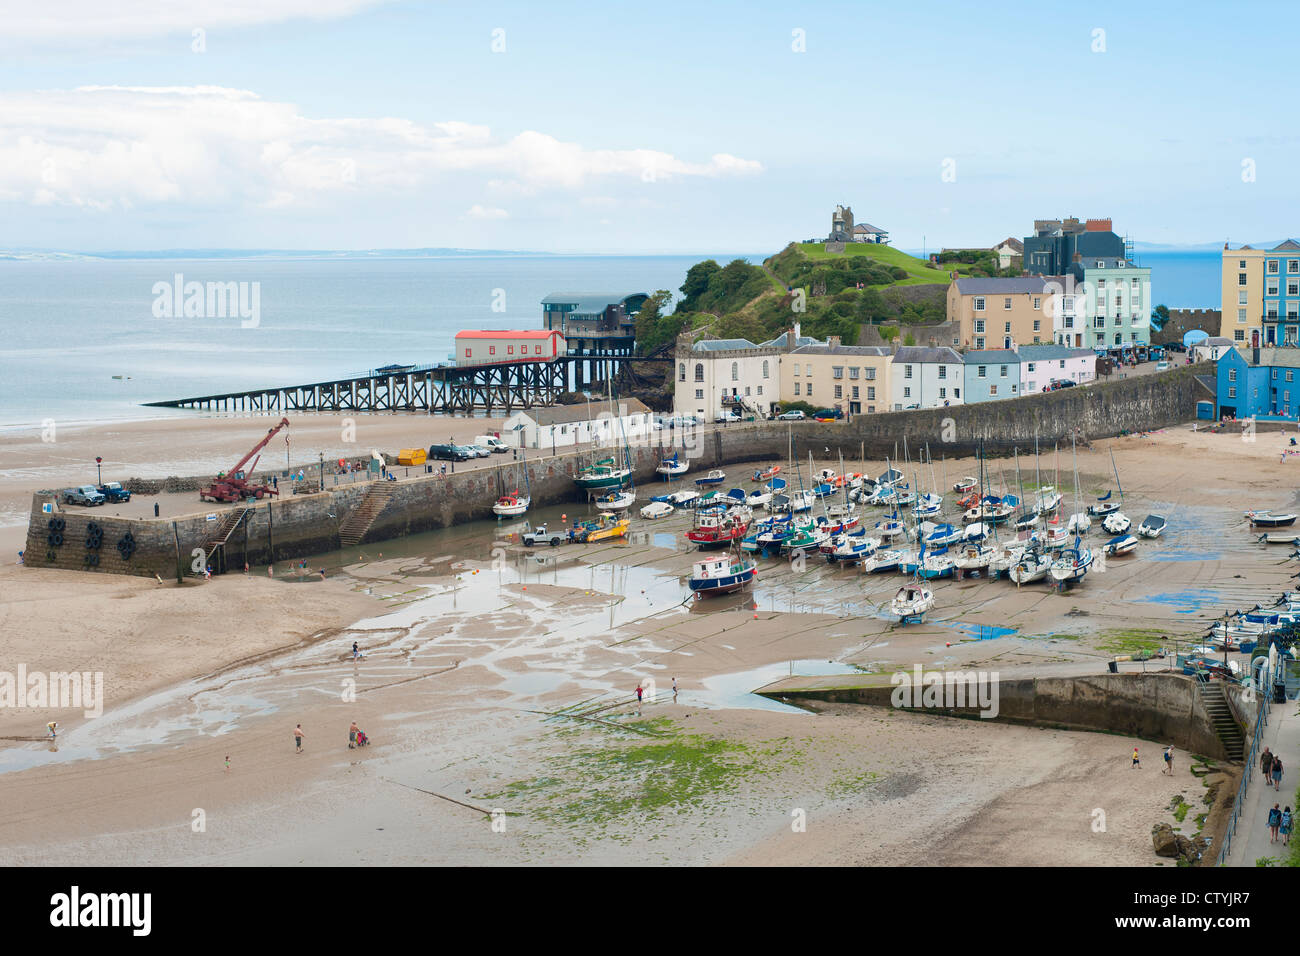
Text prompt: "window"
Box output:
[[805, 364, 812, 376], [832, 366, 844, 379], [834, 385, 842, 399], [973, 297, 985, 311], [679, 363, 686, 382], [1005, 322, 1011, 333], [1289, 282, 1298, 297], [1228, 386, 1237, 398], [731, 361, 739, 381], [1033, 297, 1041, 310], [535, 345, 542, 354], [852, 386, 859, 398], [905, 365, 913, 379], [990, 384, 998, 395], [976, 337, 985, 349], [1269, 281, 1279, 296], [464, 348, 472, 357], [849, 367, 859, 379], [1059, 360, 1066, 369], [978, 366, 987, 378], [1291, 260, 1299, 273], [794, 382, 800, 396], [694, 363, 704, 382], [1240, 273, 1248, 286], [1269, 260, 1280, 274], [1235, 329, 1246, 341], [1004, 297, 1012, 310], [1289, 371, 1295, 382], [867, 386, 875, 400], [793, 364, 799, 376], [954, 388, 961, 399], [1027, 362, 1036, 373], [1000, 365, 1008, 377], [762, 360, 770, 379], [1033, 319, 1041, 331], [507, 345, 514, 355], [1240, 260, 1247, 268], [938, 366, 947, 379], [806, 384, 813, 397], [694, 388, 703, 399], [865, 368, 876, 380], [1238, 309, 1247, 323], [1011, 385, 1017, 393], [489, 345, 496, 355], [939, 387, 946, 398], [745, 386, 751, 396], [757, 386, 763, 395], [975, 319, 985, 333], [903, 386, 911, 398]]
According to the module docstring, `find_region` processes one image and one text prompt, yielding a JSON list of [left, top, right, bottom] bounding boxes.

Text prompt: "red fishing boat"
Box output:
[[685, 510, 751, 549], [752, 465, 782, 482]]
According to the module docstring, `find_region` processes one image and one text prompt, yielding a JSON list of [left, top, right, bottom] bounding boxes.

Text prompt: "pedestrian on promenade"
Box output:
[[1283, 807, 1294, 847], [1131, 747, 1140, 768], [1272, 756, 1284, 791], [294, 723, 306, 753], [1262, 747, 1272, 773], [1269, 804, 1281, 843]]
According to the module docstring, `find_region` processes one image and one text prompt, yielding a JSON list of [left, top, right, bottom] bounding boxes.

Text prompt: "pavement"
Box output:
[[1225, 694, 1300, 865]]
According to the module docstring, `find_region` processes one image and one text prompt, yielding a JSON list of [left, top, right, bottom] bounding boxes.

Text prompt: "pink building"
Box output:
[[454, 330, 566, 366], [1017, 344, 1096, 393]]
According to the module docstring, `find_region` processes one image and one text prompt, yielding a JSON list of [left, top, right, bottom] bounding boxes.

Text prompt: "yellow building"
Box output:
[[947, 277, 1054, 350], [1219, 245, 1267, 349], [779, 338, 893, 415]]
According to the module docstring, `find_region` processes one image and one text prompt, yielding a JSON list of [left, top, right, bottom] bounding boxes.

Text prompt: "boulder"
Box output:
[[1152, 823, 1180, 857]]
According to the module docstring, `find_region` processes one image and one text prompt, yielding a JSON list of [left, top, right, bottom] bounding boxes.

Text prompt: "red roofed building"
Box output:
[[454, 329, 567, 366]]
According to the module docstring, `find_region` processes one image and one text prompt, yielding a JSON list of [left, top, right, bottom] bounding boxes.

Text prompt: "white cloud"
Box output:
[[0, 85, 762, 212], [464, 205, 509, 220], [0, 0, 391, 41]]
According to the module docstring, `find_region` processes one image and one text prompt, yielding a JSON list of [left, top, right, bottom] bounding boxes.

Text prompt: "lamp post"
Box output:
[[319, 452, 324, 492], [95, 456, 103, 485]]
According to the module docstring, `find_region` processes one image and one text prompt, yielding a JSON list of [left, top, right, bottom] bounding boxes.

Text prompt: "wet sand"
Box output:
[[0, 422, 1294, 865]]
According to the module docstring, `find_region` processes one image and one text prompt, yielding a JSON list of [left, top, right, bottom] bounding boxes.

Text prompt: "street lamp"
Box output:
[[319, 452, 325, 492], [95, 457, 103, 485]]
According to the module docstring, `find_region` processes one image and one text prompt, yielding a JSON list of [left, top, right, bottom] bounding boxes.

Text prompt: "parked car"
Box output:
[[464, 444, 492, 458], [1043, 379, 1077, 391], [428, 443, 470, 462], [715, 410, 741, 423], [814, 408, 843, 421], [1156, 360, 1170, 371], [97, 481, 131, 502], [64, 485, 106, 506], [521, 523, 568, 547], [776, 410, 806, 421]]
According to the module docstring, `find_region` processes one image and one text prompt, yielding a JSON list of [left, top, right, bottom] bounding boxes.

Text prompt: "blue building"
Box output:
[[1214, 347, 1300, 420], [962, 349, 1022, 403], [1261, 240, 1300, 347]]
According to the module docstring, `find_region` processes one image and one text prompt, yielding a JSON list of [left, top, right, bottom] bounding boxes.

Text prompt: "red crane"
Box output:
[[199, 418, 291, 503]]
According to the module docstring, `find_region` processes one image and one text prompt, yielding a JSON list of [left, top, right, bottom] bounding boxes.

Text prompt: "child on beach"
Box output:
[[349, 721, 359, 749], [1132, 747, 1140, 768], [1162, 745, 1174, 775], [46, 721, 57, 739]]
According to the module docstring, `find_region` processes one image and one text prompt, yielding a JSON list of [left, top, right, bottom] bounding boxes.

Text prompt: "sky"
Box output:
[[1, 0, 1297, 254]]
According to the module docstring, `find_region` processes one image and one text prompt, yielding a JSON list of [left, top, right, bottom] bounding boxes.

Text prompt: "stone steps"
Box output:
[[339, 484, 398, 547]]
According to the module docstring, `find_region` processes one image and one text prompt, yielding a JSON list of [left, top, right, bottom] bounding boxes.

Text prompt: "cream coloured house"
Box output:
[[779, 339, 892, 414]]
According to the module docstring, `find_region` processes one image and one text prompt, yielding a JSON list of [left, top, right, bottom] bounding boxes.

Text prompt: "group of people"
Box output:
[[1129, 744, 1177, 771], [1262, 747, 1285, 791]]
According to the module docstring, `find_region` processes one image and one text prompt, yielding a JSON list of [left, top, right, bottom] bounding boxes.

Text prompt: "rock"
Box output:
[[1152, 823, 1180, 857], [1175, 834, 1201, 863]]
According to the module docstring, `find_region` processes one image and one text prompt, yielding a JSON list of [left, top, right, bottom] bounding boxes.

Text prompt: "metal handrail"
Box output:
[[1216, 662, 1272, 865]]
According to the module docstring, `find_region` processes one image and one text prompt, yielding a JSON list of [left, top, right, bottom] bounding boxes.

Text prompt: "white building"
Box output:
[[890, 346, 965, 409], [503, 398, 653, 451], [1192, 336, 1235, 363], [674, 338, 782, 420]]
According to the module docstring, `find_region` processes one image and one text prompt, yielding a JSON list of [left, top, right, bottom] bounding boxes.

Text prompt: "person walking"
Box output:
[[1262, 747, 1273, 775], [293, 723, 306, 753], [349, 721, 359, 749], [225, 755, 230, 773], [1131, 747, 1140, 768], [1272, 756, 1284, 791], [352, 641, 360, 661], [1162, 745, 1174, 776], [672, 676, 678, 700], [1269, 804, 1282, 843], [1283, 806, 1294, 847], [636, 684, 644, 704]]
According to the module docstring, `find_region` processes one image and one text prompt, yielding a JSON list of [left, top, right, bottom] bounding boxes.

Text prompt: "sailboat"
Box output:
[[493, 446, 532, 517], [1050, 436, 1094, 586], [575, 456, 630, 490], [655, 452, 689, 477], [890, 583, 935, 623]]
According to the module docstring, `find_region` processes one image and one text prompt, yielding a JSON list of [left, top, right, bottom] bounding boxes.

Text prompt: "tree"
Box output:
[[678, 260, 721, 312], [1151, 304, 1170, 330], [634, 289, 676, 353]]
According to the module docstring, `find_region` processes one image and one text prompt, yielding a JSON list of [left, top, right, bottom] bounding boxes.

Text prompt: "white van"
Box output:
[[474, 435, 509, 453]]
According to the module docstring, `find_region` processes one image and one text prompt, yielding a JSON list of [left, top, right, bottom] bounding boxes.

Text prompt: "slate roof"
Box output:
[[952, 277, 1054, 295], [513, 398, 651, 426], [692, 338, 761, 352], [891, 346, 963, 364]]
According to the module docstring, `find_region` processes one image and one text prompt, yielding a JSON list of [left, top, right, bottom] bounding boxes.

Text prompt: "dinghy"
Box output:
[[492, 491, 531, 517], [694, 469, 726, 487], [640, 500, 674, 519], [953, 477, 977, 493], [752, 465, 782, 482], [1246, 510, 1297, 528], [1102, 533, 1139, 556], [1259, 532, 1300, 545]]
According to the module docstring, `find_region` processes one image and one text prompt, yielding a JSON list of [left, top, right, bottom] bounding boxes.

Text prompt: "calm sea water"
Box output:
[[0, 254, 762, 429], [0, 249, 1221, 430]]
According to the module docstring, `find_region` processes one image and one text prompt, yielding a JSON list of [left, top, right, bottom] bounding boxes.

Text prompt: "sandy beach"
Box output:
[[0, 419, 1292, 865]]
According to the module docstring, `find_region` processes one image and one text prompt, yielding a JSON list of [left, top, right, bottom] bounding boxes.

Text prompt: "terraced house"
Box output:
[[890, 346, 964, 409], [947, 276, 1054, 350], [962, 349, 1021, 403], [1218, 241, 1300, 349], [673, 336, 781, 420], [780, 339, 892, 415]]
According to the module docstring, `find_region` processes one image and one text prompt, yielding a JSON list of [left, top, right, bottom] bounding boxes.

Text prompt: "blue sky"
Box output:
[[1, 0, 1296, 254]]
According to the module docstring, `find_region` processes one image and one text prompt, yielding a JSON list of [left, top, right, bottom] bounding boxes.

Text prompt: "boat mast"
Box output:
[[1110, 448, 1124, 506]]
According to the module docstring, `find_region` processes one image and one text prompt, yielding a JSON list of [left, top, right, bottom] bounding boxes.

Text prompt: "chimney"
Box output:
[[828, 335, 841, 349]]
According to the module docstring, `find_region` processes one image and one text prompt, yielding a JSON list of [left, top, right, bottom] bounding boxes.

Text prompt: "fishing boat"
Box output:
[[826, 533, 879, 564], [1102, 533, 1139, 556], [752, 465, 782, 482], [694, 469, 726, 487], [665, 489, 699, 509], [655, 453, 689, 477], [574, 512, 629, 543], [574, 457, 631, 490], [1137, 514, 1167, 538], [685, 510, 750, 549], [953, 476, 977, 493], [1246, 510, 1298, 528], [492, 491, 530, 517], [594, 489, 636, 511], [861, 548, 904, 573], [1101, 511, 1131, 535], [1009, 548, 1053, 585], [890, 583, 935, 622], [640, 500, 674, 519], [688, 554, 757, 595]]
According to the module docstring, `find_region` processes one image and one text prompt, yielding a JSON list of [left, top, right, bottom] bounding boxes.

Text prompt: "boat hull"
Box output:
[[689, 567, 757, 594]]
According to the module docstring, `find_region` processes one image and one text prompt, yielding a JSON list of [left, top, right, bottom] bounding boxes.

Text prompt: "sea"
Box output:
[[0, 249, 1222, 430]]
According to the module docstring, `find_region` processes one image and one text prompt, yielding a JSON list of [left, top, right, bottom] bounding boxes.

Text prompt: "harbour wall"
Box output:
[[760, 672, 1233, 760], [23, 364, 1211, 577]]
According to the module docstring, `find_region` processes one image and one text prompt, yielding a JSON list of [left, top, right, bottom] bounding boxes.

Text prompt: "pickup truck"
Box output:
[[64, 485, 106, 506], [520, 523, 569, 547], [97, 481, 132, 502], [474, 435, 509, 453]]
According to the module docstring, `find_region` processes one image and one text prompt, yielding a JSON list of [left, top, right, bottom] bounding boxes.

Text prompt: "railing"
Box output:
[[1216, 662, 1272, 866]]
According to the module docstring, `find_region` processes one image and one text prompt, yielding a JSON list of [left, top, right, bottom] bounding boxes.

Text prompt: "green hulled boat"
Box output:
[[574, 457, 631, 490]]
